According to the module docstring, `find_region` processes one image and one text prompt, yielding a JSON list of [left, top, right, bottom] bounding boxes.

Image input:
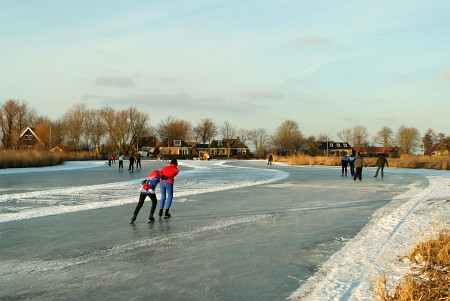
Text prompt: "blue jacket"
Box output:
[[140, 177, 160, 194]]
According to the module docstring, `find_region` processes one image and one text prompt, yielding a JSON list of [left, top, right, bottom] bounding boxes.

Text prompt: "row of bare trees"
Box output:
[[1, 99, 448, 156]]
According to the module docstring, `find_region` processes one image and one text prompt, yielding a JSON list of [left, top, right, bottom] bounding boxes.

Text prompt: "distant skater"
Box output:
[[159, 158, 179, 218], [348, 153, 355, 176], [268, 153, 273, 166], [136, 153, 141, 169], [341, 156, 349, 177], [128, 153, 135, 171], [118, 153, 124, 170], [353, 153, 367, 182], [374, 154, 389, 179], [129, 170, 161, 224]]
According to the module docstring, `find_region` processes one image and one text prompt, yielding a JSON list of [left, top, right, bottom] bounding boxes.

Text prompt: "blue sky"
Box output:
[[1, 0, 449, 140]]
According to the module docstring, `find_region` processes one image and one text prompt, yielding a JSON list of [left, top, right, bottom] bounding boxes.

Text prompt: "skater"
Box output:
[[267, 153, 273, 166], [129, 170, 161, 224], [136, 153, 141, 169], [118, 153, 124, 170], [341, 156, 349, 177], [348, 153, 355, 176], [159, 158, 179, 218], [128, 153, 136, 171], [353, 153, 367, 182], [374, 153, 389, 179]]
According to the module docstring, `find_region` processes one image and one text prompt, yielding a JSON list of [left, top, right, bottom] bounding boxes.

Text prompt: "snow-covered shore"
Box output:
[[290, 170, 450, 300]]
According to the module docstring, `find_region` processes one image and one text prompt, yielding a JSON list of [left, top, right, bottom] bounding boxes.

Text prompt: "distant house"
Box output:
[[430, 143, 449, 156], [318, 141, 352, 157], [208, 138, 250, 158], [159, 139, 195, 156], [17, 127, 43, 150], [138, 136, 161, 156], [191, 143, 210, 160], [358, 146, 399, 157]]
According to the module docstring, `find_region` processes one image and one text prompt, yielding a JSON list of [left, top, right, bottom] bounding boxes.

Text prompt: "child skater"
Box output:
[[129, 170, 160, 224]]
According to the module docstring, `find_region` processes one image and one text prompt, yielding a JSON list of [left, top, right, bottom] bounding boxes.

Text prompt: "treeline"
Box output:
[[1, 99, 449, 158]]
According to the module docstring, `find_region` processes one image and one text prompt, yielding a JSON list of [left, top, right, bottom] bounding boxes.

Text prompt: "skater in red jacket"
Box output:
[[158, 158, 179, 218]]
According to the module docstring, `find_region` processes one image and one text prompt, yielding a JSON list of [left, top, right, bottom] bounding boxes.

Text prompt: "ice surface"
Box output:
[[1, 160, 448, 300]]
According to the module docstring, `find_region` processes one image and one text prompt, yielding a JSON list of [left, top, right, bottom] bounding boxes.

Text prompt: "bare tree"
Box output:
[[317, 133, 332, 142], [128, 107, 150, 151], [237, 128, 249, 145], [373, 126, 394, 151], [86, 109, 106, 153], [99, 107, 133, 153], [395, 125, 420, 155], [0, 99, 36, 149], [248, 128, 268, 159], [305, 135, 320, 155], [422, 128, 437, 156], [336, 128, 353, 144], [352, 125, 369, 152], [33, 117, 52, 149], [157, 116, 191, 154], [193, 118, 218, 144], [271, 119, 303, 155], [61, 103, 90, 151], [220, 120, 237, 158]]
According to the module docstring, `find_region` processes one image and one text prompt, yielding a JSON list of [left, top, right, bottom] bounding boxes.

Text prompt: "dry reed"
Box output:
[[276, 154, 449, 170], [0, 150, 100, 169], [376, 228, 450, 301]]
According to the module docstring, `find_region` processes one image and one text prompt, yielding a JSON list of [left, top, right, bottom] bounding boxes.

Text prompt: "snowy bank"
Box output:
[[290, 170, 450, 301]]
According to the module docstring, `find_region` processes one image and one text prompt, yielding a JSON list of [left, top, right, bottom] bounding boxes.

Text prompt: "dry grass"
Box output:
[[277, 154, 449, 170], [0, 150, 100, 169], [376, 228, 450, 301], [277, 154, 341, 166]]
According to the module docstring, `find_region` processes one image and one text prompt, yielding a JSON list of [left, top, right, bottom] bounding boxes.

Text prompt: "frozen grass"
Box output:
[[377, 227, 450, 301]]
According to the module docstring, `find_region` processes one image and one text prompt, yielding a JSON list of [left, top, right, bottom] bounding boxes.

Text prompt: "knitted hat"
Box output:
[[170, 158, 178, 165]]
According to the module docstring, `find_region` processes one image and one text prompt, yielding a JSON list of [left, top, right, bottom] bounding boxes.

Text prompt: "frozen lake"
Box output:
[[0, 160, 428, 300]]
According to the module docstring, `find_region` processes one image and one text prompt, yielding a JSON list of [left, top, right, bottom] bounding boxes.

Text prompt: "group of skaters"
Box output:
[[109, 152, 142, 171], [341, 153, 389, 182], [129, 158, 179, 223]]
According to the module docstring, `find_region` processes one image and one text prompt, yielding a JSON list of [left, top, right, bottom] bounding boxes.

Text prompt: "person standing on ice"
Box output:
[[353, 153, 367, 182], [341, 155, 349, 177], [118, 153, 124, 170], [158, 158, 179, 218], [348, 153, 356, 176], [374, 153, 389, 179], [129, 170, 161, 224]]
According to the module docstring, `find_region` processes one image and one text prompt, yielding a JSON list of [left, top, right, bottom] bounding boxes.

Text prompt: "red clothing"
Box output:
[[160, 163, 179, 184]]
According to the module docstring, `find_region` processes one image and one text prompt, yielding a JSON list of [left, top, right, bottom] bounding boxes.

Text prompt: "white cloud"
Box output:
[[94, 76, 134, 88]]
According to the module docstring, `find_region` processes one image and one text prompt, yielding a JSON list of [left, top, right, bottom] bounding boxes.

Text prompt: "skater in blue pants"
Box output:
[[159, 159, 179, 218]]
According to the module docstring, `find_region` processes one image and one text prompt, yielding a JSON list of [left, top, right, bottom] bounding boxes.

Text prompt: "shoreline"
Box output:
[[289, 171, 450, 300]]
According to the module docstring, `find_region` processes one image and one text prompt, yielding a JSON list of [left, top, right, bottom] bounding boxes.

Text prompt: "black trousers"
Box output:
[[353, 167, 363, 181], [133, 193, 157, 217]]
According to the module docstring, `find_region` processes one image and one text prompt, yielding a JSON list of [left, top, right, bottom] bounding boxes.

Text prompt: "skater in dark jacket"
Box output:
[[348, 153, 355, 176], [341, 156, 349, 177], [374, 154, 389, 178], [128, 153, 136, 171], [129, 170, 161, 223]]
